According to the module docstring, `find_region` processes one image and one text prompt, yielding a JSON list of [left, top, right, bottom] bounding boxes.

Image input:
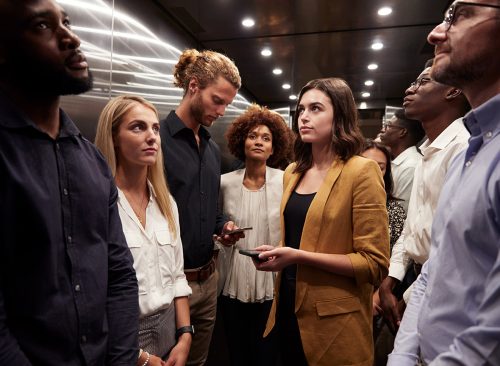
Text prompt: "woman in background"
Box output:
[[362, 139, 407, 366], [218, 104, 293, 366], [95, 95, 192, 366], [362, 139, 406, 251], [254, 78, 390, 366]]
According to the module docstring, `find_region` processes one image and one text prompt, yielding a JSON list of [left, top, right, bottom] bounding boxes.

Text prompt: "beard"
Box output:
[[432, 49, 492, 89], [189, 92, 211, 127], [1, 51, 93, 96]]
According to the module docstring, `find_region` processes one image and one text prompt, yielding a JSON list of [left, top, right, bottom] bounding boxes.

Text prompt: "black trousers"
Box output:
[[220, 295, 277, 366]]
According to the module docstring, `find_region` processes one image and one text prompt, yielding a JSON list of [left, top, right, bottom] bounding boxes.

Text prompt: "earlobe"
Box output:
[[446, 88, 462, 100]]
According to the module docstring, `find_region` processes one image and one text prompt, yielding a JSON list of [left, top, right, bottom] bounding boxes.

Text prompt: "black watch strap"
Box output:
[[175, 325, 195, 340]]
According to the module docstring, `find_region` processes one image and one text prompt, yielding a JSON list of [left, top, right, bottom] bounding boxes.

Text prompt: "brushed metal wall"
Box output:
[[57, 0, 290, 172]]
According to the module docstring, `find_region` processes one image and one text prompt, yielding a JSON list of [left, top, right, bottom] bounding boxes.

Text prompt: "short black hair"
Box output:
[[394, 108, 425, 144]]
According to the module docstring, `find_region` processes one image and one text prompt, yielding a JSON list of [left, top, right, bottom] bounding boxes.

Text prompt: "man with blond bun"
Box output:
[[388, 1, 500, 364], [160, 49, 243, 366]]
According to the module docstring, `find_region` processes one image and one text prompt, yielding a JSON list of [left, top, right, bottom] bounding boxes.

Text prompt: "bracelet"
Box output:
[[141, 351, 150, 366]]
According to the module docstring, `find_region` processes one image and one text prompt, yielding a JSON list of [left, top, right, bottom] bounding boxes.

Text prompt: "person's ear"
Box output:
[[445, 88, 462, 100], [188, 77, 199, 95]]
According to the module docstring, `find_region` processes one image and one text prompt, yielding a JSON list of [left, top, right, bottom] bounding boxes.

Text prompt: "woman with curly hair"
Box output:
[[218, 104, 293, 366]]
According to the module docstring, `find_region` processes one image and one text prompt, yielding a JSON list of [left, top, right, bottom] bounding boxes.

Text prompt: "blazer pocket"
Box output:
[[315, 296, 361, 317]]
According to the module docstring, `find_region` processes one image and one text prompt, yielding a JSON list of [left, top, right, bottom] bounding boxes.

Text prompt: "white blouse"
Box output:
[[222, 184, 275, 302], [117, 183, 191, 317]]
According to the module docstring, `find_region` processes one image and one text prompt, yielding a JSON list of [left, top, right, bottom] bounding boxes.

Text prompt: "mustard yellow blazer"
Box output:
[[264, 156, 390, 366]]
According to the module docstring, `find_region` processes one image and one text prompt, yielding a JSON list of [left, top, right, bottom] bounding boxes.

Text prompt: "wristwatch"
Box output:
[[175, 325, 195, 340]]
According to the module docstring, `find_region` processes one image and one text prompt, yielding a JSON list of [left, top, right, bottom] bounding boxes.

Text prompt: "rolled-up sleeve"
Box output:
[[171, 199, 192, 298]]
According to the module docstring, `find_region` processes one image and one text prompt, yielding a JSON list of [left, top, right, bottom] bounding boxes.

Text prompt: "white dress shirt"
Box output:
[[118, 182, 192, 317], [388, 119, 469, 302], [392, 146, 422, 212]]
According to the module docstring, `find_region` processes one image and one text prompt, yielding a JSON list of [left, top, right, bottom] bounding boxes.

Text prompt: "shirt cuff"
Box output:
[[388, 262, 406, 281], [402, 283, 413, 304], [174, 278, 193, 298], [387, 352, 419, 366]]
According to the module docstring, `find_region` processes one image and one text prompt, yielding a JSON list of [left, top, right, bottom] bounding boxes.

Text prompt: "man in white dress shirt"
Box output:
[[379, 108, 425, 213], [375, 60, 470, 365]]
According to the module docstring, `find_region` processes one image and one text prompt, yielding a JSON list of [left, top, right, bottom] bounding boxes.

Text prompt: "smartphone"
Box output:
[[224, 226, 253, 235], [239, 249, 266, 262]]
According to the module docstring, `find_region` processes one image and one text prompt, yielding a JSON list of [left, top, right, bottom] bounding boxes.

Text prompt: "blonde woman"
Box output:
[[95, 95, 192, 366]]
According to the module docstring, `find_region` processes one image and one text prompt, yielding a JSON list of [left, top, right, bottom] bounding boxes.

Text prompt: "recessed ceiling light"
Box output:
[[273, 68, 283, 75], [242, 18, 255, 27], [282, 83, 291, 89], [367, 63, 378, 70], [364, 80, 374, 86], [362, 92, 371, 98], [289, 94, 297, 100], [378, 7, 393, 16], [261, 48, 272, 57], [360, 102, 368, 109], [371, 42, 384, 50]]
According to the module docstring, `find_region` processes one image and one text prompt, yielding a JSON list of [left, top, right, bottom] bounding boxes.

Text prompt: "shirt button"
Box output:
[[465, 161, 472, 167], [81, 335, 87, 343], [75, 284, 81, 292], [55, 143, 60, 150], [67, 236, 72, 243], [200, 191, 205, 195], [486, 131, 492, 138], [63, 188, 68, 195]]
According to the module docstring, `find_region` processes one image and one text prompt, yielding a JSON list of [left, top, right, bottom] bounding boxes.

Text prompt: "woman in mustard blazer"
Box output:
[[255, 78, 390, 366]]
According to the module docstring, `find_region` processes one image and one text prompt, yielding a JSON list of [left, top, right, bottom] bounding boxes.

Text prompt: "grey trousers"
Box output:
[[138, 302, 176, 359]]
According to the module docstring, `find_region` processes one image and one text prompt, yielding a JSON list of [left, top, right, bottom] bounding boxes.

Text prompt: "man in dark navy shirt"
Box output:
[[0, 1, 139, 365], [160, 49, 243, 366]]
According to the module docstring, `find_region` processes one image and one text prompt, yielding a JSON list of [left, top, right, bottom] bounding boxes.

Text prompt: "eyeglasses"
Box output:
[[409, 77, 433, 91], [382, 122, 405, 131], [444, 1, 500, 32]]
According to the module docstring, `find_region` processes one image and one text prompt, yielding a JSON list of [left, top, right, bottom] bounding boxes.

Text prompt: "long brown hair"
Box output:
[[293, 78, 364, 173]]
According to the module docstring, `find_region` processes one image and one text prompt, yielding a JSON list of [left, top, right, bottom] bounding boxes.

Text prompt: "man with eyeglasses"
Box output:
[[378, 108, 425, 213], [377, 59, 470, 366], [388, 1, 500, 365]]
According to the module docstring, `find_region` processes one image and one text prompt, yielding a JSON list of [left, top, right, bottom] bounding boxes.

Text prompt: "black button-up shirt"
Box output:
[[0, 96, 139, 365], [160, 111, 226, 269]]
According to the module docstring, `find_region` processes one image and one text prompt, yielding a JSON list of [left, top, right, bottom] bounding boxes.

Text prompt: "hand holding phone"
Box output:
[[224, 226, 253, 235], [239, 249, 266, 262]]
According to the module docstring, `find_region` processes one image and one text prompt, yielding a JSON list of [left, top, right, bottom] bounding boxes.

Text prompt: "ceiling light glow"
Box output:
[[364, 80, 374, 86], [371, 42, 384, 50], [368, 63, 378, 70], [289, 94, 297, 100], [360, 102, 368, 109], [282, 83, 291, 89], [378, 7, 393, 16], [242, 18, 255, 27], [273, 68, 283, 75], [261, 48, 272, 57], [362, 92, 371, 98]]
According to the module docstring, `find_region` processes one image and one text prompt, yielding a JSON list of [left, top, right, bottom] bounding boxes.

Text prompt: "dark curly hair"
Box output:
[[225, 104, 294, 169]]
